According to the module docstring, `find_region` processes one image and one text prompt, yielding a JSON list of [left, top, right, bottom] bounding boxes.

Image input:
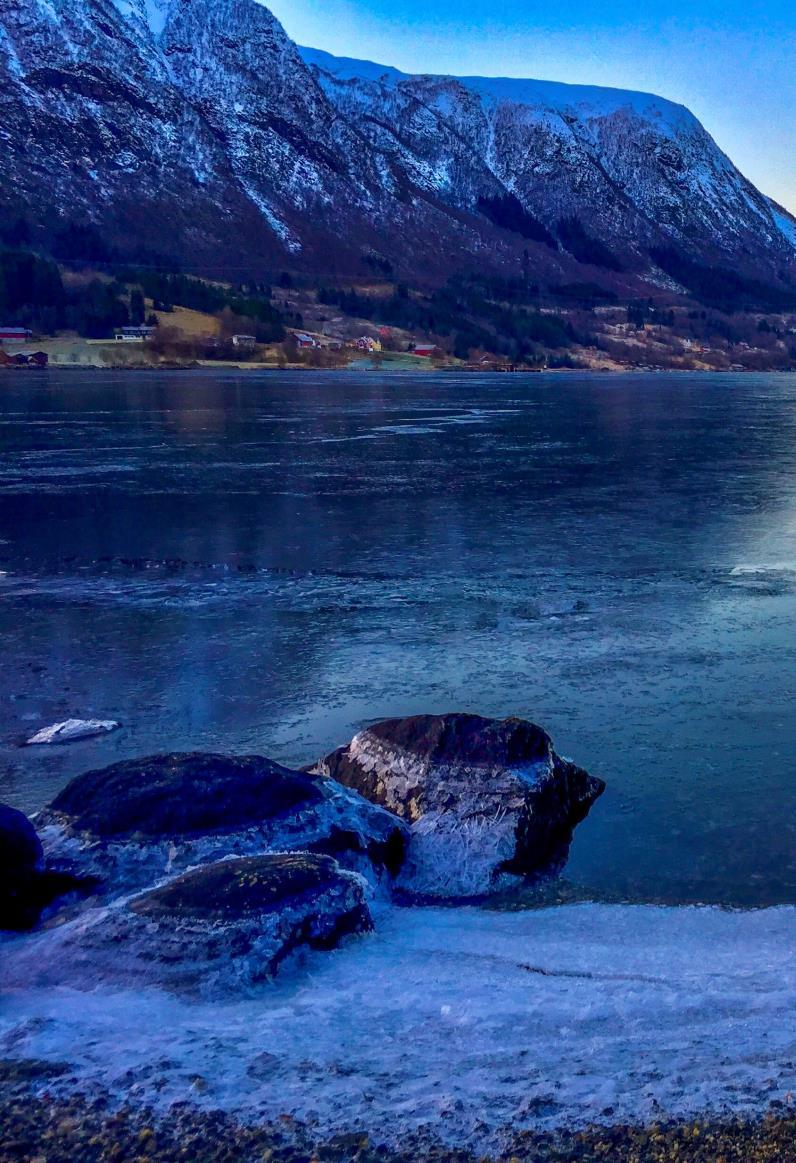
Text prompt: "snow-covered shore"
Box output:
[[2, 902, 794, 1152]]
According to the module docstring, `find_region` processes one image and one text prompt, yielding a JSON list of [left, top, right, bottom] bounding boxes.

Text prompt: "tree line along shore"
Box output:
[[3, 239, 796, 374]]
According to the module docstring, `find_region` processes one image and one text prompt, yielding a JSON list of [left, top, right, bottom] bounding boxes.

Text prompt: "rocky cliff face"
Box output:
[[1, 0, 793, 283], [303, 48, 795, 274]]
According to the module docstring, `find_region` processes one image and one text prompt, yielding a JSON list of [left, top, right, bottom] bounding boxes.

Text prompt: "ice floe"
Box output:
[[25, 719, 120, 745]]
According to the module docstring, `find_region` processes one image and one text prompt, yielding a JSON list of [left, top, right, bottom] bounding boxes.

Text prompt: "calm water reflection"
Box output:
[[2, 370, 795, 905]]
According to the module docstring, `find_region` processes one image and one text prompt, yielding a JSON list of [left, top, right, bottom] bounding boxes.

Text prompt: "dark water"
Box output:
[[1, 369, 795, 906]]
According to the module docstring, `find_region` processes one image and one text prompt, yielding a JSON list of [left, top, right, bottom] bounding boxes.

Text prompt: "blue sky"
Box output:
[[268, 0, 795, 214]]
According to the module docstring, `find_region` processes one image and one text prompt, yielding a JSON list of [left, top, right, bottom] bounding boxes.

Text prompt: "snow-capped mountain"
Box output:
[[302, 48, 795, 271], [1, 0, 793, 284]]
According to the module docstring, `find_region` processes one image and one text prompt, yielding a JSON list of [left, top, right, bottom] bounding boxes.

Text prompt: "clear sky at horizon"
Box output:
[[268, 0, 795, 215]]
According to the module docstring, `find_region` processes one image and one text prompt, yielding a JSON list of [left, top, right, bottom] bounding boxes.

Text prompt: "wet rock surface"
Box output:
[[132, 852, 367, 925], [46, 753, 325, 840], [0, 802, 43, 880], [312, 714, 605, 896], [127, 853, 373, 989], [39, 752, 408, 894]]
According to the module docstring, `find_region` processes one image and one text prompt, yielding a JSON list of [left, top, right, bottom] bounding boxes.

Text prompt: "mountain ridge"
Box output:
[[299, 45, 700, 122], [1, 0, 794, 289]]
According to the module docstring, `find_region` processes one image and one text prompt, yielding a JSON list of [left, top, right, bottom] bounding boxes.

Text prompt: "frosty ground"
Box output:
[[2, 902, 794, 1154]]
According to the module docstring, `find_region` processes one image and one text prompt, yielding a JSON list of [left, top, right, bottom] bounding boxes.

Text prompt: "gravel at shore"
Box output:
[[1, 1060, 794, 1163]]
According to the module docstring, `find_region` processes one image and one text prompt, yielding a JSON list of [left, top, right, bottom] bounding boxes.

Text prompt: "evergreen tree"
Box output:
[[130, 288, 146, 325]]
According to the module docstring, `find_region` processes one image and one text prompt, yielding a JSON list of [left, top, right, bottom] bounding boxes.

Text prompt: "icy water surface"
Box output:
[[2, 369, 796, 906]]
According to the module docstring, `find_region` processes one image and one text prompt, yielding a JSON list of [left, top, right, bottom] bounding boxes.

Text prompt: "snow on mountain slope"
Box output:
[[769, 200, 796, 248], [301, 46, 696, 122], [301, 45, 794, 268], [0, 0, 257, 267], [0, 0, 792, 280]]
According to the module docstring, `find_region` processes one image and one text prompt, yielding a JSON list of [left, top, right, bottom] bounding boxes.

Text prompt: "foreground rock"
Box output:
[[25, 719, 120, 745], [311, 714, 605, 897], [4, 854, 372, 991], [0, 804, 44, 930], [1, 803, 92, 931], [38, 752, 408, 894]]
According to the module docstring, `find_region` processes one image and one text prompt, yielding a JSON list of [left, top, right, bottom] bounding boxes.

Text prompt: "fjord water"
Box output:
[[1, 370, 795, 907]]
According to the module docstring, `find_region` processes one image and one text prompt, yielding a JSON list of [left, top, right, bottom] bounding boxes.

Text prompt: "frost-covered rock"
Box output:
[[26, 719, 120, 745], [311, 713, 604, 897], [2, 853, 372, 991], [37, 752, 408, 894]]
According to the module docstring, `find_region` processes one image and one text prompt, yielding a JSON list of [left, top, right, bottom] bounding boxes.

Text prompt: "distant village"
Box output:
[[0, 317, 447, 371], [290, 330, 438, 358], [4, 273, 796, 374]]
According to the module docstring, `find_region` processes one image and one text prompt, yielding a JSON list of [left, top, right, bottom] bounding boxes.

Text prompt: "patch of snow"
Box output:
[[237, 181, 302, 253], [300, 46, 696, 129], [301, 46, 407, 86], [111, 0, 170, 39], [641, 268, 689, 294], [0, 903, 793, 1149], [0, 21, 26, 76], [141, 0, 169, 38], [769, 201, 796, 249], [25, 719, 120, 745]]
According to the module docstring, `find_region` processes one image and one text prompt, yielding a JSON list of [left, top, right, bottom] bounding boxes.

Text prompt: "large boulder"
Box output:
[[310, 714, 605, 898], [0, 803, 44, 930], [3, 854, 372, 992], [38, 752, 408, 895], [0, 803, 91, 930]]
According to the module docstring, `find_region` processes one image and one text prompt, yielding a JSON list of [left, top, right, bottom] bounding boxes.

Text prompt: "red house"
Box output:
[[0, 327, 33, 345], [413, 344, 437, 358]]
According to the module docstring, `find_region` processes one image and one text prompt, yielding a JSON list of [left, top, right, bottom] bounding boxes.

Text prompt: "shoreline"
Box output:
[[4, 362, 796, 374], [3, 902, 793, 1151], [1, 1063, 794, 1162]]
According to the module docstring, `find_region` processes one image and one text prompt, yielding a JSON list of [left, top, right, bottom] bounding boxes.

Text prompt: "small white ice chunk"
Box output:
[[26, 719, 120, 745]]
